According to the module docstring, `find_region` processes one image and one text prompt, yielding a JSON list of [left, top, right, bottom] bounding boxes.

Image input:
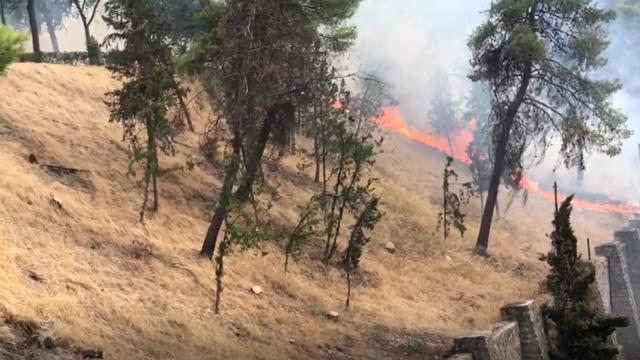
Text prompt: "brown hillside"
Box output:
[[0, 63, 626, 359]]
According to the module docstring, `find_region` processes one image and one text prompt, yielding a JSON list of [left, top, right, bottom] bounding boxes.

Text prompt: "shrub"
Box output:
[[0, 25, 27, 74]]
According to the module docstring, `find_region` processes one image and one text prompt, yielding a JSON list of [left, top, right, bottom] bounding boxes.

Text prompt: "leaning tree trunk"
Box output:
[[200, 104, 280, 259], [27, 0, 41, 61], [475, 66, 532, 255]]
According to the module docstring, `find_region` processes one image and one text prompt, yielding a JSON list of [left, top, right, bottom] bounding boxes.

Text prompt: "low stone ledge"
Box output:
[[500, 300, 549, 360], [454, 321, 522, 360]]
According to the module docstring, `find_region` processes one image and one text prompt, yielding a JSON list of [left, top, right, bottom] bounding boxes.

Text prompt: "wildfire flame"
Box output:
[[376, 106, 639, 216]]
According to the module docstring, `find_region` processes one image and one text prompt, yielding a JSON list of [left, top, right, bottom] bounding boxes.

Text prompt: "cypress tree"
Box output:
[[544, 196, 627, 359]]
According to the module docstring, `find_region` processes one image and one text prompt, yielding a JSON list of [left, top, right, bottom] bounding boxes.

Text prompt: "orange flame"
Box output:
[[376, 105, 638, 216], [377, 106, 475, 163]]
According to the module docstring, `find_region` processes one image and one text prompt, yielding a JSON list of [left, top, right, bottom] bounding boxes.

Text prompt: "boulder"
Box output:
[[327, 311, 339, 322], [384, 241, 396, 254], [250, 286, 263, 295]]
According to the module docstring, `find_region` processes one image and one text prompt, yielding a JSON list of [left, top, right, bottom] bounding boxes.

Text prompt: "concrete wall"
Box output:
[[596, 241, 640, 360]]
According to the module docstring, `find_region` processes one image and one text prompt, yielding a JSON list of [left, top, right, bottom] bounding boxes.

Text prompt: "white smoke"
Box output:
[[350, 0, 640, 203]]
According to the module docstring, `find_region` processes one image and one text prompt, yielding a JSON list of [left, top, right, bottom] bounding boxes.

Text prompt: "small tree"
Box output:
[[543, 195, 627, 359], [342, 196, 381, 308], [284, 196, 324, 272], [212, 154, 265, 314], [438, 156, 473, 254], [0, 24, 26, 73], [428, 78, 460, 158], [104, 0, 188, 221], [321, 86, 383, 263]]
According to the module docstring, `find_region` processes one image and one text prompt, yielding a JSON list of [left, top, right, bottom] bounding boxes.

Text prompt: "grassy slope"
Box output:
[[0, 63, 626, 359]]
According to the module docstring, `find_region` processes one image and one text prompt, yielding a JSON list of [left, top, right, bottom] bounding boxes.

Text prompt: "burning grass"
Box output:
[[0, 63, 626, 359]]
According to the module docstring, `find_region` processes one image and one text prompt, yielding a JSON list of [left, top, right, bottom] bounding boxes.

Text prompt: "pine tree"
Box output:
[[544, 196, 628, 359], [469, 0, 630, 255]]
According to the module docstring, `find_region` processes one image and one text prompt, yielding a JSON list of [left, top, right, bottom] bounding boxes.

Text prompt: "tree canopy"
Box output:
[[469, 0, 630, 254]]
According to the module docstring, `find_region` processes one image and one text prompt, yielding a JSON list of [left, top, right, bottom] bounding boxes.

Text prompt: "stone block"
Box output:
[[500, 300, 549, 360], [595, 241, 640, 359], [454, 322, 522, 360]]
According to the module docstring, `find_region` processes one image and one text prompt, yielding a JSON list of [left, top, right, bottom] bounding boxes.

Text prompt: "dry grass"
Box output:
[[0, 63, 626, 359]]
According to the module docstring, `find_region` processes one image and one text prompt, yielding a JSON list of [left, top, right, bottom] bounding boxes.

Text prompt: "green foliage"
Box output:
[[437, 156, 473, 252], [469, 0, 630, 170], [469, 0, 630, 251], [285, 196, 324, 271], [0, 24, 26, 74], [543, 196, 628, 359], [86, 36, 102, 65], [286, 76, 384, 280], [342, 196, 381, 307], [104, 0, 189, 220], [214, 153, 268, 314]]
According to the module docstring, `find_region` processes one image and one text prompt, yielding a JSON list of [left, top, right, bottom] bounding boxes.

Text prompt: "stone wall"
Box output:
[[500, 301, 549, 360], [448, 300, 548, 360], [446, 219, 640, 360], [453, 322, 521, 360], [596, 241, 640, 359]]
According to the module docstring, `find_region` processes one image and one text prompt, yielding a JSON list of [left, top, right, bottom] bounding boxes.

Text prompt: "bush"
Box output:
[[0, 25, 27, 74]]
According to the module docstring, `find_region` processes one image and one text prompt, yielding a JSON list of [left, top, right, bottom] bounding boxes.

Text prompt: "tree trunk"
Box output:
[[443, 177, 448, 254], [152, 172, 158, 211], [446, 133, 455, 159], [474, 67, 533, 255], [345, 270, 351, 308], [42, 6, 59, 53], [139, 170, 151, 222], [1, 0, 6, 25], [172, 79, 194, 132], [27, 0, 41, 61], [214, 239, 227, 314], [200, 104, 280, 259], [314, 135, 320, 183]]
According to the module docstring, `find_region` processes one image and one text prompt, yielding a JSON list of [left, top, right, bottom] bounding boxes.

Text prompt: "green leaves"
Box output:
[[438, 156, 473, 250], [544, 196, 627, 359], [0, 25, 26, 74], [504, 25, 545, 63]]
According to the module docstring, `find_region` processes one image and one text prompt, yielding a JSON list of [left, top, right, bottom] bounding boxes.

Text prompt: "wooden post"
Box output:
[[587, 238, 591, 261]]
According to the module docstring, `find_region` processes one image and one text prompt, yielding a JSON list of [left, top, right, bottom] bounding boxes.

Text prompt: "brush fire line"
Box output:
[[376, 105, 639, 216]]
